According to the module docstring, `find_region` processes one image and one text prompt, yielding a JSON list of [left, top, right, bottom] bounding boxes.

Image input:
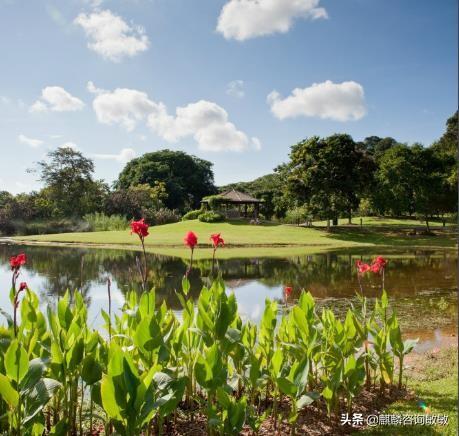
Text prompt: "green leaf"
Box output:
[[5, 339, 28, 383], [296, 392, 320, 410], [322, 385, 334, 401], [81, 354, 102, 385], [277, 377, 296, 396], [0, 373, 19, 406], [19, 358, 45, 394], [101, 375, 123, 421]]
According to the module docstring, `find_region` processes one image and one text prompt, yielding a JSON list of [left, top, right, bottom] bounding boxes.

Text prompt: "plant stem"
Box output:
[[107, 277, 112, 341]]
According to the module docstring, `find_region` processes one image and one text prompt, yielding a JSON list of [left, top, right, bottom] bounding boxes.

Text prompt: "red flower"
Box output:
[[19, 282, 28, 291], [210, 233, 224, 248], [130, 218, 149, 238], [184, 231, 198, 249], [10, 253, 26, 270], [356, 260, 371, 275], [370, 256, 387, 274], [284, 286, 293, 296]]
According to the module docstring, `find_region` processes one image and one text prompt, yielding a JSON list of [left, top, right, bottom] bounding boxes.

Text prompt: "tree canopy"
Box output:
[[116, 150, 216, 211], [281, 134, 375, 226], [32, 147, 107, 217]]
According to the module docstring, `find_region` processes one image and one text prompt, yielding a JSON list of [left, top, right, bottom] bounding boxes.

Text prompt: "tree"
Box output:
[[283, 134, 375, 229], [105, 182, 168, 219], [32, 147, 108, 217], [360, 136, 398, 159], [116, 150, 216, 211], [431, 111, 458, 220], [374, 143, 452, 229]]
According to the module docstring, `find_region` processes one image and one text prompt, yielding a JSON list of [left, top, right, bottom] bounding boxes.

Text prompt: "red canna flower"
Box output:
[[370, 256, 387, 274], [284, 286, 293, 296], [184, 231, 198, 250], [19, 282, 28, 291], [10, 253, 26, 270], [130, 218, 149, 239], [210, 233, 224, 248], [356, 260, 371, 275]]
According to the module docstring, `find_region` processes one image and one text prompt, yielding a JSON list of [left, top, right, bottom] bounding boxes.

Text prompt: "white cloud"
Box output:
[[91, 84, 260, 152], [268, 80, 367, 121], [18, 134, 44, 148], [226, 80, 245, 98], [49, 134, 63, 139], [217, 0, 328, 41], [87, 80, 107, 95], [92, 87, 157, 131], [74, 9, 149, 62], [93, 147, 137, 163], [30, 86, 85, 113], [147, 100, 260, 152], [1, 96, 10, 104]]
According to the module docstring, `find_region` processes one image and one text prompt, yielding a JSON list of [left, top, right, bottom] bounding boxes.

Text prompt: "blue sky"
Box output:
[[0, 0, 457, 193]]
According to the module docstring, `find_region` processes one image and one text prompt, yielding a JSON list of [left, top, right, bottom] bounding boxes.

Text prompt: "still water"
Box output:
[[0, 244, 456, 349]]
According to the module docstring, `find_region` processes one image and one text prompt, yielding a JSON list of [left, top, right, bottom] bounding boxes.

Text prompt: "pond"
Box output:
[[0, 243, 456, 351]]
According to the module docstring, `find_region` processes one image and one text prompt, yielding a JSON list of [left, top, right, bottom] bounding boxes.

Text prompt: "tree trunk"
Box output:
[[348, 209, 352, 224], [326, 219, 330, 231], [425, 216, 430, 232]]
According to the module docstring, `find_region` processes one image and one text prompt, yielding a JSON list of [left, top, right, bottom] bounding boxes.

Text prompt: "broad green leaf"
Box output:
[[5, 339, 28, 383], [0, 373, 19, 406], [101, 375, 123, 421], [81, 354, 102, 385]]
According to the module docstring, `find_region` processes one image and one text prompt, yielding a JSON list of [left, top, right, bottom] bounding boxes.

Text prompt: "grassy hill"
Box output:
[[12, 218, 457, 259]]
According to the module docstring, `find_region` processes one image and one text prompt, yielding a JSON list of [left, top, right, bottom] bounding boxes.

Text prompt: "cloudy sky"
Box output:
[[0, 0, 456, 193]]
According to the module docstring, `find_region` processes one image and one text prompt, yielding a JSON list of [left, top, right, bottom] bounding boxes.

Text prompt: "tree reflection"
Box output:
[[0, 244, 456, 311]]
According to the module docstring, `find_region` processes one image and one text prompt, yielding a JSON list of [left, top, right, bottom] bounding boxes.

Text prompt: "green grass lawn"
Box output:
[[12, 218, 457, 259], [360, 347, 458, 435], [313, 216, 454, 227]]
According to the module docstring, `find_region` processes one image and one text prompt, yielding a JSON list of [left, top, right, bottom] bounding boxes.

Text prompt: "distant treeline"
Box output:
[[0, 112, 456, 234]]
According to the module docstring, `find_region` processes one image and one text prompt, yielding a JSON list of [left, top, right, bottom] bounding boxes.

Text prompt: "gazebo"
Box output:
[[201, 189, 263, 219]]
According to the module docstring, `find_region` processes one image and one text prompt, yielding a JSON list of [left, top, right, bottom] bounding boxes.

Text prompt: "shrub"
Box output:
[[182, 209, 203, 221], [83, 212, 129, 231], [198, 211, 225, 223], [283, 206, 310, 226], [203, 195, 225, 210], [145, 208, 181, 225]]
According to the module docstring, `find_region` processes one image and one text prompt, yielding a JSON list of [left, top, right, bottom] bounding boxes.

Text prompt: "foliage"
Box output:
[[182, 209, 203, 221], [281, 134, 375, 227], [30, 146, 109, 217], [144, 207, 181, 225], [284, 205, 310, 226], [203, 195, 226, 211], [198, 211, 225, 223], [104, 182, 168, 220], [83, 212, 129, 231], [0, 276, 417, 435], [116, 150, 217, 211]]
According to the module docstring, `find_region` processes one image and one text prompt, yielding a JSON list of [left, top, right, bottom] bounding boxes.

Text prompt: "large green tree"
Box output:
[[116, 149, 216, 211], [282, 134, 375, 228], [32, 147, 108, 217]]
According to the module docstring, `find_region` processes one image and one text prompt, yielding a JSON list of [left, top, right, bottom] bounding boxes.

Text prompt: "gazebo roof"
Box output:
[[203, 189, 263, 203]]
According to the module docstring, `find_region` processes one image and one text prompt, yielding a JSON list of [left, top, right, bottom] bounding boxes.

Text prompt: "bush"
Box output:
[[203, 195, 225, 211], [8, 219, 89, 235], [283, 206, 310, 226], [198, 211, 225, 223], [182, 209, 203, 221], [83, 212, 129, 231], [145, 208, 181, 225]]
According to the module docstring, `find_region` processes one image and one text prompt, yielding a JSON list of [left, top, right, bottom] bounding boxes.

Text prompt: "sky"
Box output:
[[0, 0, 457, 194]]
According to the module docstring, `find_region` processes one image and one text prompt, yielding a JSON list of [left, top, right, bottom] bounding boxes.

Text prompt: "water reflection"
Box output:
[[0, 244, 456, 337]]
